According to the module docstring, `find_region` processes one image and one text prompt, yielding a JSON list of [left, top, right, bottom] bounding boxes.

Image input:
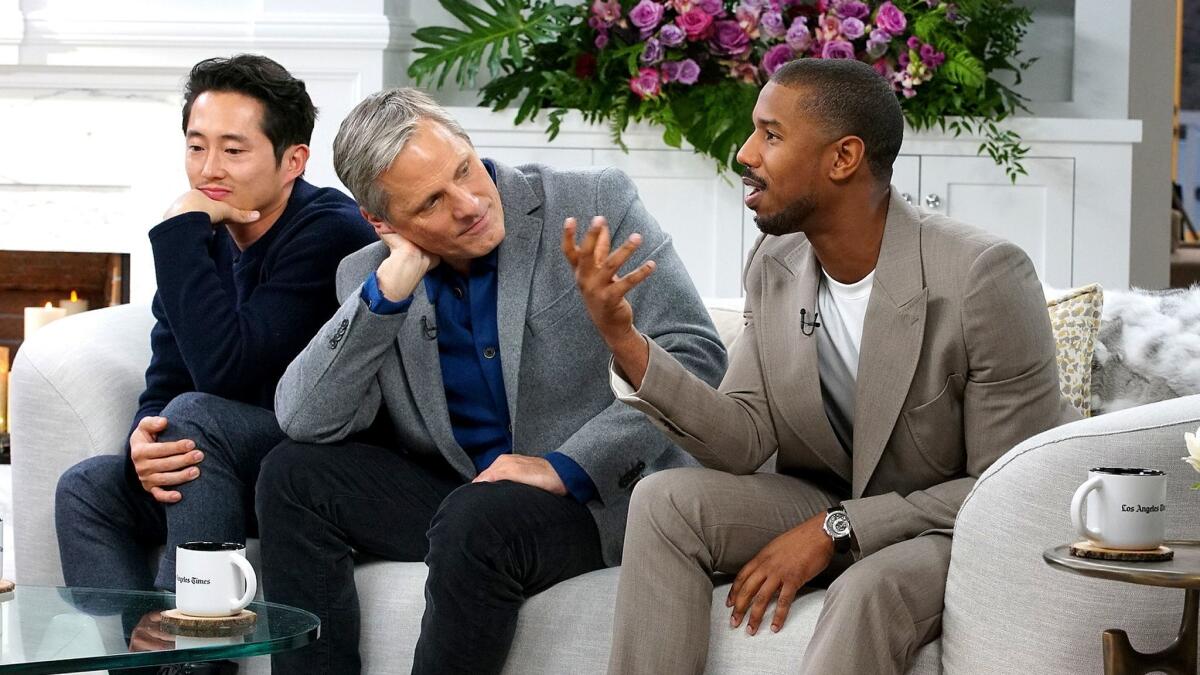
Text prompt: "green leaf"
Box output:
[[941, 45, 987, 90], [408, 0, 571, 89]]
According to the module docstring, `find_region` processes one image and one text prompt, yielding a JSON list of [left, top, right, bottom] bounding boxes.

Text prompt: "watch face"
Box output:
[[825, 511, 851, 538]]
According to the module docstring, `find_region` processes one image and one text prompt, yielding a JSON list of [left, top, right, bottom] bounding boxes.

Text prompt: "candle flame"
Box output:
[[70, 290, 78, 302], [43, 302, 52, 309]]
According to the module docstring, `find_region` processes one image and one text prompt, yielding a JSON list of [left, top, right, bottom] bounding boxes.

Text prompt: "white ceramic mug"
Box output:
[[1071, 467, 1167, 550], [175, 542, 257, 617]]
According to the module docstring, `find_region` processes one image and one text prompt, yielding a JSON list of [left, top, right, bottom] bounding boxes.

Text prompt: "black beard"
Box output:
[[754, 194, 818, 236]]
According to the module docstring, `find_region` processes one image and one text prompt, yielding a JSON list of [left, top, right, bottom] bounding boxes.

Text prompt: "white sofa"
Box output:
[[11, 299, 1200, 674]]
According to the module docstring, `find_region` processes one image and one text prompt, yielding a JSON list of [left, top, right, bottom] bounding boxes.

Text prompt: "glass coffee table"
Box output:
[[0, 584, 319, 673]]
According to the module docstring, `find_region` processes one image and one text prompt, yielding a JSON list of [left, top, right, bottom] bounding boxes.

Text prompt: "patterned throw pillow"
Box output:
[[1044, 284, 1104, 417]]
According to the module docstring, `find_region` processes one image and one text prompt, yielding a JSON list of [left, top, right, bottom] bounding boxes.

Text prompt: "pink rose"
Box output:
[[676, 8, 715, 40], [875, 2, 907, 36], [630, 67, 662, 99], [820, 39, 856, 59], [762, 43, 795, 76]]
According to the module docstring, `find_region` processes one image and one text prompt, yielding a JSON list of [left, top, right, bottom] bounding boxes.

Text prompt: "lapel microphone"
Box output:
[[421, 315, 438, 341], [800, 274, 823, 337], [800, 308, 821, 336]]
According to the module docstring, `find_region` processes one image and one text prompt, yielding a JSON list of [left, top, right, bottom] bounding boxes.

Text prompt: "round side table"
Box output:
[[1044, 540, 1200, 675]]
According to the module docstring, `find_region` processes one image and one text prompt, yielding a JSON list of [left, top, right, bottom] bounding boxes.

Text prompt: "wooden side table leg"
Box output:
[[1103, 589, 1199, 675]]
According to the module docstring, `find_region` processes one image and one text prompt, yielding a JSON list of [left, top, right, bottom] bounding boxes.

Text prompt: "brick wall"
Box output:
[[0, 251, 128, 368]]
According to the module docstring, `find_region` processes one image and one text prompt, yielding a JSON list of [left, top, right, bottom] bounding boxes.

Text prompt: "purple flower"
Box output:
[[629, 0, 666, 31], [945, 3, 960, 23], [762, 43, 794, 76], [838, 1, 870, 20], [875, 2, 907, 35], [629, 67, 662, 98], [840, 17, 865, 39], [697, 0, 724, 15], [595, 33, 609, 49], [712, 20, 752, 56], [640, 37, 664, 64], [865, 28, 890, 58], [759, 11, 786, 38], [785, 18, 812, 52], [821, 39, 856, 59], [591, 0, 621, 24], [920, 43, 945, 68], [907, 35, 921, 50], [659, 23, 686, 47], [676, 9, 715, 40], [663, 58, 701, 85]]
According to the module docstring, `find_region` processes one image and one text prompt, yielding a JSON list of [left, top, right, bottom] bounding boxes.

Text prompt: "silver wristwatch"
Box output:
[[822, 506, 853, 554]]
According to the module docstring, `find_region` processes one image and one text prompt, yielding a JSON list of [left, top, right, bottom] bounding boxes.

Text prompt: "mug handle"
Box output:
[[1070, 476, 1104, 543], [230, 554, 258, 614]]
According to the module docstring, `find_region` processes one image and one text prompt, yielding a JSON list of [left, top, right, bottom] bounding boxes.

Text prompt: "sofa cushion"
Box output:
[[353, 561, 940, 674], [1044, 283, 1104, 416]]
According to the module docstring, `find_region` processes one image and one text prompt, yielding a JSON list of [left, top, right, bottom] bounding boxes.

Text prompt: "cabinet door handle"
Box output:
[[924, 193, 942, 208], [901, 192, 913, 205]]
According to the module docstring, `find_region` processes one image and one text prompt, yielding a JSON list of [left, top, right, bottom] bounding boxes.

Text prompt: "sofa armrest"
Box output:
[[942, 395, 1200, 673], [11, 304, 154, 585]]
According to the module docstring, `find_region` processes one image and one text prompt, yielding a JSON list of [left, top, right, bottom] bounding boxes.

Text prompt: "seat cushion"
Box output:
[[353, 562, 940, 674]]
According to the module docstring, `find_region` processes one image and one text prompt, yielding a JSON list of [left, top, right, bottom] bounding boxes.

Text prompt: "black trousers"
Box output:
[[255, 440, 606, 675]]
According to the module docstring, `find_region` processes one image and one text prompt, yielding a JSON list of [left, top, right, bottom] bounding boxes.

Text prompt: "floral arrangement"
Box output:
[[408, 0, 1034, 178]]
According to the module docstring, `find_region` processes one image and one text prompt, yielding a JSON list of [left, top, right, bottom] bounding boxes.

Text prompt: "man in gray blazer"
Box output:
[[567, 60, 1080, 674], [253, 88, 726, 674]]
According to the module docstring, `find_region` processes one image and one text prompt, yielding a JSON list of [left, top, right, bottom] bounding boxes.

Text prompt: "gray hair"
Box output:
[[333, 87, 472, 219]]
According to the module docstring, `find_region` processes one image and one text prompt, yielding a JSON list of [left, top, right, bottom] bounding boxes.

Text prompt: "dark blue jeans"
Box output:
[[255, 440, 606, 675], [55, 392, 285, 592]]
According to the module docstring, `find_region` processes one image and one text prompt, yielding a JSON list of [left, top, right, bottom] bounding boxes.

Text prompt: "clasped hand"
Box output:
[[726, 512, 835, 635]]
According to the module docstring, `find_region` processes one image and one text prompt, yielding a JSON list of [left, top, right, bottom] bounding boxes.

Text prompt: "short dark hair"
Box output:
[[181, 54, 317, 165], [769, 59, 903, 183]]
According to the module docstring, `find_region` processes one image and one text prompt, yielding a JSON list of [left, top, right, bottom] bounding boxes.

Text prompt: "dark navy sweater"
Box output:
[[130, 179, 376, 451]]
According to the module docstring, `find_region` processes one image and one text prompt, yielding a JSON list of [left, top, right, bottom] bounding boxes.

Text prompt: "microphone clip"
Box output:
[[421, 315, 438, 341], [800, 308, 821, 337]]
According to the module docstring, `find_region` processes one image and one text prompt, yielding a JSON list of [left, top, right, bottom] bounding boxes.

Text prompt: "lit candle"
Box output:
[[24, 302, 66, 339], [59, 290, 88, 316], [0, 346, 8, 434]]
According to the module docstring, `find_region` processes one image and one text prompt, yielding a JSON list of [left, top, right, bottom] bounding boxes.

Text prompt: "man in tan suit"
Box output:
[[563, 59, 1080, 674]]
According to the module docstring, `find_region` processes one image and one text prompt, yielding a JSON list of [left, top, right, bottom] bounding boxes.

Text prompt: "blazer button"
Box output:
[[452, 286, 465, 299], [483, 347, 497, 359]]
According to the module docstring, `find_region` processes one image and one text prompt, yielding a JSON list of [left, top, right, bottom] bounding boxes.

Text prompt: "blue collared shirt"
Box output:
[[359, 160, 597, 503]]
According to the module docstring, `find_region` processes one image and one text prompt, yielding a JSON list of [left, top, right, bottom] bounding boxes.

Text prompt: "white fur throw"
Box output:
[[1091, 285, 1200, 415]]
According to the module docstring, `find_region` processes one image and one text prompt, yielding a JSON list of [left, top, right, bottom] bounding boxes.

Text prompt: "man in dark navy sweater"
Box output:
[[53, 55, 375, 605]]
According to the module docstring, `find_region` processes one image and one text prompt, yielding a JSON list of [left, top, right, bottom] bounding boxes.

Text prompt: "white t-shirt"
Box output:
[[814, 268, 875, 452]]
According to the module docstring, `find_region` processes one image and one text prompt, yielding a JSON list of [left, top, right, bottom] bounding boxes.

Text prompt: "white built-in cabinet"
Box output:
[[457, 108, 1140, 297]]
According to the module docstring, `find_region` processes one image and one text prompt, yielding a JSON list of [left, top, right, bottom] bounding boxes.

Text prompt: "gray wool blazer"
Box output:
[[274, 161, 728, 565]]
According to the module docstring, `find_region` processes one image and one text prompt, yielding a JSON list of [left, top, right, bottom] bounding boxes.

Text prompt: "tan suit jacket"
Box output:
[[616, 190, 1080, 558]]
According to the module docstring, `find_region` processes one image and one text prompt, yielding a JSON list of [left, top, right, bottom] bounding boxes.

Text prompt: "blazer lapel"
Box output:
[[851, 191, 928, 497], [493, 163, 544, 425], [397, 284, 477, 478], [759, 240, 852, 482]]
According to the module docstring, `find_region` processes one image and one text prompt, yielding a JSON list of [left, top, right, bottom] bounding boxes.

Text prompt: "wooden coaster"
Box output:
[[1070, 541, 1174, 562], [160, 608, 257, 636]]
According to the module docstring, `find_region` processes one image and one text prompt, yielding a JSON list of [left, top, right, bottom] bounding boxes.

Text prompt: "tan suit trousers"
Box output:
[[608, 467, 950, 674]]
